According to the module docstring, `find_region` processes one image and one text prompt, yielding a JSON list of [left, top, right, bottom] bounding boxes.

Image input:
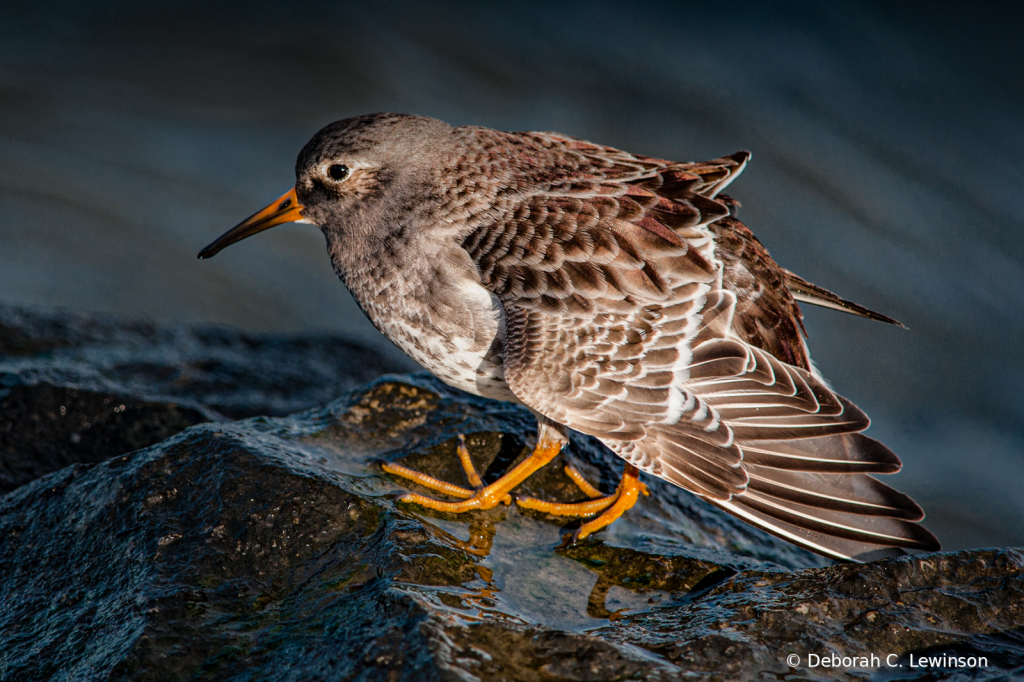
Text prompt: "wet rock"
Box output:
[[0, 383, 206, 493], [0, 376, 720, 681], [1, 366, 1022, 681], [0, 303, 414, 492], [595, 549, 1024, 680]]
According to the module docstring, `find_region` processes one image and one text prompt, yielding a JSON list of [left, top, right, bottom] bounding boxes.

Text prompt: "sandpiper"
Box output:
[[199, 113, 939, 561]]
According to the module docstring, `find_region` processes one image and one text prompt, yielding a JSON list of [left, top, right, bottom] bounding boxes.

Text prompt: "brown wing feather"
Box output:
[[709, 218, 812, 369], [783, 270, 906, 327], [460, 133, 938, 561]]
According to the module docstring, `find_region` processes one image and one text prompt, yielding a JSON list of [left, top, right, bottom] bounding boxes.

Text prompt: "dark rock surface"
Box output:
[[0, 303, 415, 492], [1, 306, 1022, 681]]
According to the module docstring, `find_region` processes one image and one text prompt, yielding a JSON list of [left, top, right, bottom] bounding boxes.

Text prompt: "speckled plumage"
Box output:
[[201, 113, 939, 561]]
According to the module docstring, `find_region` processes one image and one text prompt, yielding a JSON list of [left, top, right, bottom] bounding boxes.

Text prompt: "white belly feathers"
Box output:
[[368, 272, 520, 404]]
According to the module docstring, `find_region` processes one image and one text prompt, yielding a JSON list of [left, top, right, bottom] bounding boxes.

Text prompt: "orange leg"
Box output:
[[516, 462, 618, 516], [382, 429, 566, 513], [564, 463, 604, 499], [518, 464, 648, 543], [569, 464, 648, 542], [456, 433, 484, 489]]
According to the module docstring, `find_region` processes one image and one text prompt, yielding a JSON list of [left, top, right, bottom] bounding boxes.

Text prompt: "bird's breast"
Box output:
[[343, 247, 519, 404]]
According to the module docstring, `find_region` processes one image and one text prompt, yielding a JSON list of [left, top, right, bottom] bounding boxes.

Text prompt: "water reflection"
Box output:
[[424, 512, 722, 632]]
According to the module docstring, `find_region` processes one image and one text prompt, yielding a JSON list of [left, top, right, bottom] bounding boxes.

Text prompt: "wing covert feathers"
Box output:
[[461, 135, 937, 561]]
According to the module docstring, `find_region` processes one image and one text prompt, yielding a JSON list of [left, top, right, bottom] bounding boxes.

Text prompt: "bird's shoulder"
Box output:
[[458, 132, 754, 314]]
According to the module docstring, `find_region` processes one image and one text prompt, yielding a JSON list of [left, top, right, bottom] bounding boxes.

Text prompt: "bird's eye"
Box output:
[[328, 164, 350, 181]]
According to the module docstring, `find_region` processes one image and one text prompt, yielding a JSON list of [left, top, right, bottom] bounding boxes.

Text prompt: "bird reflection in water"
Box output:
[[432, 513, 727, 623], [405, 445, 726, 623]]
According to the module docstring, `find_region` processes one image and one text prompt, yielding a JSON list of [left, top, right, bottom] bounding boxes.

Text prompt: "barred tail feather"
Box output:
[[640, 426, 940, 561], [707, 451, 940, 561]]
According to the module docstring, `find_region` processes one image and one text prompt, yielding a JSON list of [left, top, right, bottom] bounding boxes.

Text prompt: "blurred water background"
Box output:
[[1, 0, 1021, 552]]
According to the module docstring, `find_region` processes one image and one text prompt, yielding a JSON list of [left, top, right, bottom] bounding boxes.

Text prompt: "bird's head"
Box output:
[[197, 113, 453, 260]]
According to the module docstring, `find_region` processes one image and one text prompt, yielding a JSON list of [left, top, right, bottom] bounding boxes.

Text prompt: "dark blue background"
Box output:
[[1, 1, 1021, 550]]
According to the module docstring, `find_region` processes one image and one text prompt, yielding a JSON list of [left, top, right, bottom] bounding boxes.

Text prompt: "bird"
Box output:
[[198, 113, 940, 562]]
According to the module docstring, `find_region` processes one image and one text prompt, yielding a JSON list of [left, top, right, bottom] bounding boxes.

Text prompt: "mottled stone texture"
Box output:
[[0, 306, 1021, 681], [0, 303, 414, 492]]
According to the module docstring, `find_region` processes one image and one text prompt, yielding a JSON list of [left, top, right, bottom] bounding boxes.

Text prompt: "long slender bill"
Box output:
[[198, 188, 306, 259]]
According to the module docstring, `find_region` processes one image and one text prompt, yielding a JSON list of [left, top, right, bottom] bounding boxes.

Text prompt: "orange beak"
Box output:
[[197, 188, 306, 259]]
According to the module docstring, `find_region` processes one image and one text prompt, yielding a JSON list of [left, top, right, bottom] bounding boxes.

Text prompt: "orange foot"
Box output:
[[517, 463, 648, 545], [382, 430, 566, 513]]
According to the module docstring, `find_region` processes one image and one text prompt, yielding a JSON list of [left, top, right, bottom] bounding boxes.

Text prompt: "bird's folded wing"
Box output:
[[462, 140, 938, 560]]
